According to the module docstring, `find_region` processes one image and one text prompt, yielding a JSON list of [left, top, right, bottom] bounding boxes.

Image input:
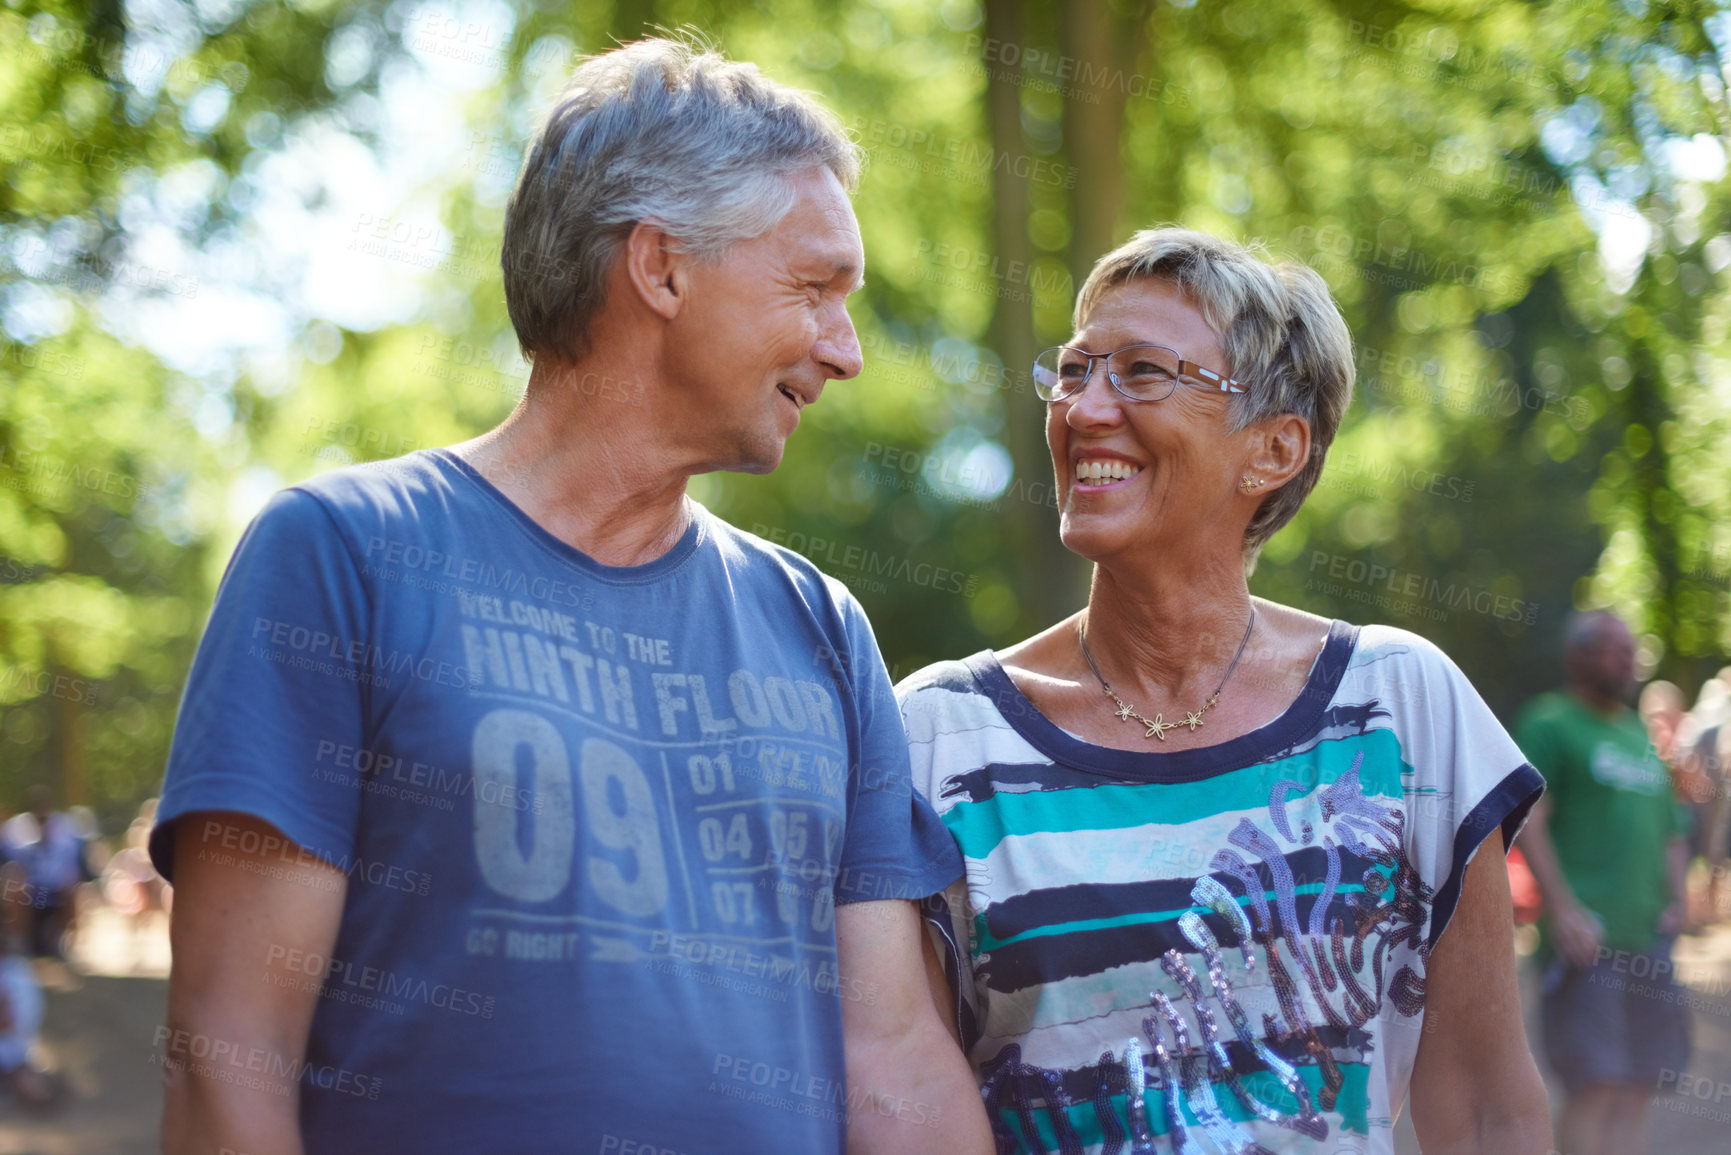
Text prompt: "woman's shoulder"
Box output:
[[1343, 621, 1461, 674], [1245, 600, 1482, 716], [993, 611, 1082, 669], [1252, 594, 1452, 671], [1329, 620, 1498, 726], [894, 654, 990, 705], [986, 613, 1090, 712], [894, 651, 1045, 749], [898, 614, 1082, 708]]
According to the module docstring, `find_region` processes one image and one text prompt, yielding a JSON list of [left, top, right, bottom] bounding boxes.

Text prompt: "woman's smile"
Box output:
[[1071, 453, 1146, 491]]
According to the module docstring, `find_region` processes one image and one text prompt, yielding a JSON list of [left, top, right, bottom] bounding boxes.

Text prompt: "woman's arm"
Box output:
[[1407, 828, 1552, 1153]]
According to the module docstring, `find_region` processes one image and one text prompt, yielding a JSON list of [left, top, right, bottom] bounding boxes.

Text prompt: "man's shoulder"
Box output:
[[704, 513, 857, 611], [1517, 690, 1576, 723], [238, 451, 472, 566], [1514, 690, 1581, 740], [282, 450, 458, 526]]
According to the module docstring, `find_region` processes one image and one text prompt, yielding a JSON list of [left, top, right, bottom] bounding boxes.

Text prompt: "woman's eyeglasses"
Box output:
[[1032, 344, 1243, 403]]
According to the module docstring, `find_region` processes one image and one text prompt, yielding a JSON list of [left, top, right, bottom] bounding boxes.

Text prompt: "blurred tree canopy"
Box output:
[[4, 0, 1731, 827]]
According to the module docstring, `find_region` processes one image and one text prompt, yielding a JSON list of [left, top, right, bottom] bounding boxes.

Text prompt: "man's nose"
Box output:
[[817, 303, 863, 380]]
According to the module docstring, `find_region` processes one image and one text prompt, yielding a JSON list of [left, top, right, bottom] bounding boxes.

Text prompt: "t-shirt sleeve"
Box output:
[[1512, 704, 1566, 789], [148, 488, 370, 882], [897, 677, 982, 1050], [832, 601, 964, 907], [1393, 638, 1545, 951]]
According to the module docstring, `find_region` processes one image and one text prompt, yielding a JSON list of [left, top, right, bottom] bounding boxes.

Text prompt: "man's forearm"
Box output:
[[162, 1045, 304, 1155], [161, 813, 343, 1155], [1669, 836, 1689, 910], [845, 1024, 989, 1154], [1516, 812, 1578, 910], [836, 899, 991, 1154]]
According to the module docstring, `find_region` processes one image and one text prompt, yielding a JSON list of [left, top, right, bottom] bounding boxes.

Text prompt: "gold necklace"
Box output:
[[1076, 609, 1256, 741]]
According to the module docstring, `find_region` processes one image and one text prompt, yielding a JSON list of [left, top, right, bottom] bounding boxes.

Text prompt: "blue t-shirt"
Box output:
[[150, 449, 962, 1154]]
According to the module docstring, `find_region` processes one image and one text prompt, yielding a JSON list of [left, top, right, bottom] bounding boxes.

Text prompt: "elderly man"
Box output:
[[1516, 611, 1690, 1155], [152, 40, 989, 1155]]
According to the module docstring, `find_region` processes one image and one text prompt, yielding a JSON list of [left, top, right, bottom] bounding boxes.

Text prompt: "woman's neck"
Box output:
[[1081, 560, 1255, 704]]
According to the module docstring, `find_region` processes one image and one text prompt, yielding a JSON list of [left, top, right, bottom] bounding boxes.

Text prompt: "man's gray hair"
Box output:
[[1074, 228, 1355, 566], [502, 37, 861, 364]]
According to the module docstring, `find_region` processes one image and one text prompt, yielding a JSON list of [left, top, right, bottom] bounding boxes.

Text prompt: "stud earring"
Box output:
[[1239, 476, 1265, 492]]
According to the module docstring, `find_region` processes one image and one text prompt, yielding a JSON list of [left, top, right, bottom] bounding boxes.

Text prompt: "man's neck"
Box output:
[[450, 357, 696, 568], [1568, 683, 1628, 719]]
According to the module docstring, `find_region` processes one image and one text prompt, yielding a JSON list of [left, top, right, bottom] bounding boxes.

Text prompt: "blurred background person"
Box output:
[[1638, 679, 1686, 765], [97, 799, 170, 973], [1, 787, 96, 968], [1515, 610, 1691, 1155], [0, 858, 57, 1110], [1679, 672, 1731, 925], [1641, 678, 1707, 933]]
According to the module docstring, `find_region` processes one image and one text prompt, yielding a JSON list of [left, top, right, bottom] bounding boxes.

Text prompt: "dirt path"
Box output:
[[0, 906, 166, 1155], [2, 912, 1728, 1153], [0, 972, 163, 1155], [1396, 924, 1731, 1154]]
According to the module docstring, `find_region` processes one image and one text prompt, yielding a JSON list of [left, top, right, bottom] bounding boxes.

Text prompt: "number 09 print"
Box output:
[[467, 703, 850, 962]]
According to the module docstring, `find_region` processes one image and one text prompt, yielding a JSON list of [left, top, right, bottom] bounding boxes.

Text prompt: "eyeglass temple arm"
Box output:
[[1181, 361, 1243, 393]]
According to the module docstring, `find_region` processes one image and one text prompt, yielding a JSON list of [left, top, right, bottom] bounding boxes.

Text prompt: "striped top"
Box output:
[[899, 622, 1543, 1154]]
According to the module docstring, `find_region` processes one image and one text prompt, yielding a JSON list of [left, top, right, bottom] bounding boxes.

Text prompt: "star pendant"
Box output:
[[1114, 700, 1137, 723], [1181, 710, 1206, 732], [1144, 714, 1172, 741]]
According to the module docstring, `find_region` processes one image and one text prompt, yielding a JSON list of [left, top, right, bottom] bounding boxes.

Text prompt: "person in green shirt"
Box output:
[[1515, 610, 1690, 1155]]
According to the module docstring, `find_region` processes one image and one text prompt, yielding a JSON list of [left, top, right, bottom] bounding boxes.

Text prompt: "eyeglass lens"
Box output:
[[1033, 345, 1183, 401]]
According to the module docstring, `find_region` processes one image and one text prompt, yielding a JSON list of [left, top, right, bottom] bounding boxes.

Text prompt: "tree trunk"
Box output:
[[1627, 334, 1682, 677], [984, 0, 1084, 633], [52, 664, 86, 807], [1061, 0, 1137, 293]]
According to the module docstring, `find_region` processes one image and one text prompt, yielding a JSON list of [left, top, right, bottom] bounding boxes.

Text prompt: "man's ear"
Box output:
[[622, 221, 686, 321], [1247, 412, 1312, 491]]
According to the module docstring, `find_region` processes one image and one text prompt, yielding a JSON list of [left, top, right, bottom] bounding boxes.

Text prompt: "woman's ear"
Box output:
[[1248, 413, 1312, 491], [621, 221, 686, 321]]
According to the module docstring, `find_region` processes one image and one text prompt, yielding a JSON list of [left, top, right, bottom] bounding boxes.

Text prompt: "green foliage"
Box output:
[[4, 0, 1731, 825]]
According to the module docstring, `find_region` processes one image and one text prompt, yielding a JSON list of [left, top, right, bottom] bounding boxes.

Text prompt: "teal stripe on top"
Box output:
[[944, 729, 1408, 860], [994, 1061, 1372, 1152], [972, 879, 1373, 954]]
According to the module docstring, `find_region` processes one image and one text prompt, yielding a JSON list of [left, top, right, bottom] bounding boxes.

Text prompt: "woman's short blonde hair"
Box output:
[[1075, 227, 1355, 565]]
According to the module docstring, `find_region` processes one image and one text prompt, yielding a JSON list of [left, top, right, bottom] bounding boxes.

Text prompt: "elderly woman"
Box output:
[[901, 229, 1552, 1153]]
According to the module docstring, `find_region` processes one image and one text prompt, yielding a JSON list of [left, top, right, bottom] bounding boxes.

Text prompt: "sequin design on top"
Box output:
[[974, 751, 1431, 1153]]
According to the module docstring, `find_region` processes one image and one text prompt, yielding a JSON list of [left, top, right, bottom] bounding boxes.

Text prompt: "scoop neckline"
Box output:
[[427, 447, 707, 585], [963, 618, 1359, 783]]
